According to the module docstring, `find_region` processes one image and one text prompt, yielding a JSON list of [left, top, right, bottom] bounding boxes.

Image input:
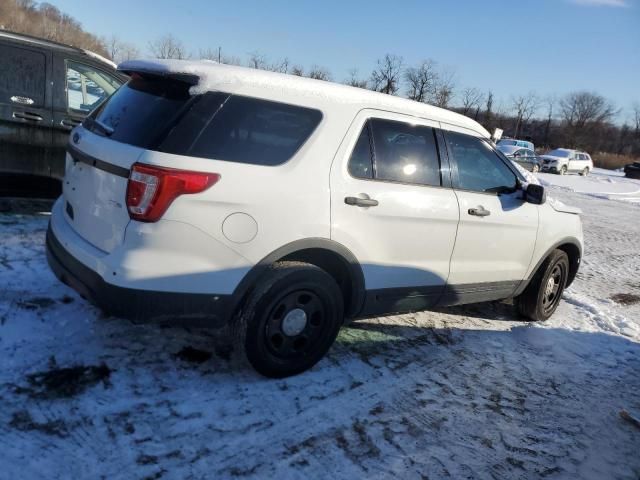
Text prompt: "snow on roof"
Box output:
[[118, 59, 490, 138]]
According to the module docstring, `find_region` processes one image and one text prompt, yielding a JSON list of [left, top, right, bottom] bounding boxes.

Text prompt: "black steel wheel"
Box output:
[[517, 249, 569, 321], [236, 261, 343, 378]]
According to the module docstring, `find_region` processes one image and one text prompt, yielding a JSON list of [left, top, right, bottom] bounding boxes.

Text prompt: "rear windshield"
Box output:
[[84, 75, 323, 166]]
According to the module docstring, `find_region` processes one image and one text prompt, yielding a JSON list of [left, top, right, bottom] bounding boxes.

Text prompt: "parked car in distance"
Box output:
[[497, 138, 535, 151], [497, 145, 541, 172], [623, 161, 640, 179], [46, 59, 583, 378], [540, 149, 593, 176], [0, 30, 127, 183]]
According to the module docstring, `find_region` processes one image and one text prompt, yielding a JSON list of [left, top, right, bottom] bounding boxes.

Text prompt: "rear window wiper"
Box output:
[[86, 117, 114, 137], [93, 119, 114, 136]]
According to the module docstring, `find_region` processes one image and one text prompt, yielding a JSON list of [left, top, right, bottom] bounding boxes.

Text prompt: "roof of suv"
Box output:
[[0, 29, 117, 69], [118, 59, 490, 138]]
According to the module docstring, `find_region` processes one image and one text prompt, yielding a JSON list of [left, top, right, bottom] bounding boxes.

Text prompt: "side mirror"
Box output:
[[525, 183, 546, 205]]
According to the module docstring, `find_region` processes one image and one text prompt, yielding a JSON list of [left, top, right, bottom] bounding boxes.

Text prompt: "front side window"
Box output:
[[66, 61, 121, 112], [446, 131, 518, 194]]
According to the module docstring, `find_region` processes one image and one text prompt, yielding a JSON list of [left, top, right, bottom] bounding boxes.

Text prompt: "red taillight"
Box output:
[[126, 163, 220, 222]]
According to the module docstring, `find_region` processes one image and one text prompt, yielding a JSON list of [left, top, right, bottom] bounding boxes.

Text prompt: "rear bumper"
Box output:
[[46, 223, 233, 325]]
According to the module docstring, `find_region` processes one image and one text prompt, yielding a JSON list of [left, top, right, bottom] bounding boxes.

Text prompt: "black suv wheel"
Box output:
[[236, 261, 343, 378], [516, 249, 569, 322]]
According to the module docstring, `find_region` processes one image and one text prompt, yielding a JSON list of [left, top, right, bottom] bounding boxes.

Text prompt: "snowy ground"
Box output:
[[1, 171, 639, 479]]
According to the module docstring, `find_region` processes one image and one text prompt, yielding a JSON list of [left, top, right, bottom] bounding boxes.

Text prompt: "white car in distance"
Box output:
[[540, 148, 593, 175], [46, 60, 584, 377]]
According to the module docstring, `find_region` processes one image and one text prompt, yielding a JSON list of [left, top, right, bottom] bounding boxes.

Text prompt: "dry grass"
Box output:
[[592, 152, 638, 170]]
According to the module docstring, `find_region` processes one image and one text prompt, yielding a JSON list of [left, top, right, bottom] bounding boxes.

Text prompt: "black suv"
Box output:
[[0, 30, 127, 183]]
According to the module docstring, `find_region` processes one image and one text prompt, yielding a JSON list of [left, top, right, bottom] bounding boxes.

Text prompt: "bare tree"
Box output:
[[148, 34, 188, 59], [269, 57, 290, 74], [290, 65, 305, 76], [511, 92, 539, 138], [344, 68, 368, 89], [559, 91, 616, 128], [404, 59, 437, 103], [460, 87, 484, 116], [106, 33, 139, 64], [370, 54, 403, 95], [221, 54, 242, 66], [247, 51, 268, 69], [542, 95, 556, 148], [432, 68, 455, 108], [559, 91, 617, 147], [198, 47, 221, 61], [307, 65, 332, 81], [631, 102, 640, 134]]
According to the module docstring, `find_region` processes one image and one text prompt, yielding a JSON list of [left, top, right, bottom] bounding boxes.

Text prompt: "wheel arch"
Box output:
[[514, 237, 582, 296], [230, 238, 366, 320]]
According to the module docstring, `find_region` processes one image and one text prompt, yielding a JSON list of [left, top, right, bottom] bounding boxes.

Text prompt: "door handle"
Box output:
[[13, 111, 43, 122], [61, 118, 82, 129], [345, 195, 379, 207], [468, 206, 491, 217]]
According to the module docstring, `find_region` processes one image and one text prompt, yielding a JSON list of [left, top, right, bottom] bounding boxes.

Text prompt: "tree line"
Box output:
[[1, 1, 638, 166]]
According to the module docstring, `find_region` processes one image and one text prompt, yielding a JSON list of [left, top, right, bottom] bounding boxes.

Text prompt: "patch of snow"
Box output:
[[0, 185, 639, 478]]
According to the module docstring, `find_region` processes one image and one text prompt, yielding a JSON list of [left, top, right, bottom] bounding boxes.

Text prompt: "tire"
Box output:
[[516, 249, 569, 322], [560, 165, 567, 175], [581, 167, 589, 176], [234, 261, 343, 378], [532, 164, 540, 173]]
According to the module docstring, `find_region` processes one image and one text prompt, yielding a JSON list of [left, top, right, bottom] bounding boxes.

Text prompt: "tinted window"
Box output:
[[446, 131, 518, 193], [370, 118, 440, 186], [66, 61, 121, 112], [0, 45, 45, 106], [183, 96, 322, 166], [348, 124, 373, 179], [86, 75, 194, 148]]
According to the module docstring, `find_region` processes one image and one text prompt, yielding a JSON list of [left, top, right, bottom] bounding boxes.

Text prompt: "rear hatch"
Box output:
[[63, 73, 199, 252]]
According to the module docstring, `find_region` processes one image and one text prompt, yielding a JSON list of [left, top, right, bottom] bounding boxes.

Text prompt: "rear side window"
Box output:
[[0, 44, 46, 107], [446, 131, 518, 193], [370, 118, 441, 186], [181, 96, 322, 166]]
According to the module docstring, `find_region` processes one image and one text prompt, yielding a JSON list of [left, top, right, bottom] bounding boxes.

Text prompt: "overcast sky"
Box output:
[[51, 0, 640, 121]]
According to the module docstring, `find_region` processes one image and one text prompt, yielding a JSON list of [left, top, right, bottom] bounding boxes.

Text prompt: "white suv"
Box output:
[[47, 60, 583, 377], [540, 148, 593, 175]]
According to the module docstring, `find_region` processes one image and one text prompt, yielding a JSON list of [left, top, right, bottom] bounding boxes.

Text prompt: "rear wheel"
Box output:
[[516, 249, 569, 321], [560, 165, 567, 175], [581, 167, 589, 176], [235, 261, 343, 378]]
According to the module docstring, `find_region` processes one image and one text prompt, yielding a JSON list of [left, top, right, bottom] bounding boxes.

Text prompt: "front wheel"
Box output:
[[560, 165, 567, 175], [235, 261, 343, 378], [516, 249, 569, 321], [532, 164, 540, 173]]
